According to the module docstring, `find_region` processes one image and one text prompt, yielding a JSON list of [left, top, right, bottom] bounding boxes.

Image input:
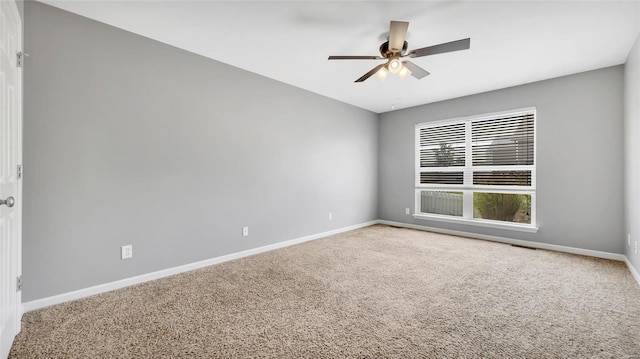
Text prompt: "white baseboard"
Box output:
[[379, 220, 627, 262], [624, 256, 640, 286], [23, 220, 378, 312], [385, 217, 640, 287], [23, 219, 640, 312]]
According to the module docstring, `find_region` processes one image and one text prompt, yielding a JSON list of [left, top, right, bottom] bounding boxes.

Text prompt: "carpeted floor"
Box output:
[[10, 225, 640, 358]]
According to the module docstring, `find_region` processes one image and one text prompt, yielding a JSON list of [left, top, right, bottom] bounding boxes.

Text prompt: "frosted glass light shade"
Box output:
[[398, 66, 412, 79], [388, 58, 402, 74], [376, 67, 388, 81]]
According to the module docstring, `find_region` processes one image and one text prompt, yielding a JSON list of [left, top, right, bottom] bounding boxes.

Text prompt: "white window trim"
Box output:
[[415, 107, 537, 232], [412, 214, 539, 233]]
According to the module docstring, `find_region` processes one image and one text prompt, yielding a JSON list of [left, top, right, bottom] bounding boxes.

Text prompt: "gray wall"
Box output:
[[23, 2, 378, 301], [624, 33, 640, 272], [379, 66, 625, 254]]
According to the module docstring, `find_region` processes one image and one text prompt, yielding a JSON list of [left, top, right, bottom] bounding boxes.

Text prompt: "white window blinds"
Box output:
[[416, 108, 535, 190]]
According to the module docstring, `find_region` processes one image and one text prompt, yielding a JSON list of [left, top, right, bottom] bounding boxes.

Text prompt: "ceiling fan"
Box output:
[[328, 21, 470, 82]]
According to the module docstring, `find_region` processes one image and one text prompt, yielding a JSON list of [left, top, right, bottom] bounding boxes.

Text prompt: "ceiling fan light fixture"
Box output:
[[398, 65, 412, 79], [387, 57, 402, 74], [376, 67, 388, 81]]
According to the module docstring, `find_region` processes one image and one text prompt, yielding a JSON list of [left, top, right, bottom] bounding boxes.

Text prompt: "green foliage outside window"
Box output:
[[473, 193, 529, 223], [435, 143, 454, 166]]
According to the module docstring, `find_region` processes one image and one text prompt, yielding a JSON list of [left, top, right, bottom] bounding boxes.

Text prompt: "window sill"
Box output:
[[412, 214, 539, 233]]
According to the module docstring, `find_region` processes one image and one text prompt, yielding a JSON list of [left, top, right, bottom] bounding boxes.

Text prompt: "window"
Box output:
[[415, 108, 536, 232]]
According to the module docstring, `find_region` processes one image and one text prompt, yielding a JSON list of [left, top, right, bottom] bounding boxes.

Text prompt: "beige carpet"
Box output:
[[10, 225, 640, 358]]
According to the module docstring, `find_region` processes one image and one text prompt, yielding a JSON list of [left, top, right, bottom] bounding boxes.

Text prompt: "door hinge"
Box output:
[[17, 164, 22, 179], [16, 276, 22, 292], [16, 51, 28, 68]]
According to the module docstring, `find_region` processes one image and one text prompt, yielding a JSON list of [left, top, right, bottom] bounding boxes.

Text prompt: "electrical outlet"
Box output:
[[635, 241, 638, 255], [328, 212, 333, 220], [405, 208, 411, 215], [121, 245, 132, 260], [628, 233, 631, 246], [242, 227, 249, 237]]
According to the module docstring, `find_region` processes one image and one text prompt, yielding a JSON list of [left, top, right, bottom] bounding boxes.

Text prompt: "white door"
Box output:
[[0, 0, 22, 357]]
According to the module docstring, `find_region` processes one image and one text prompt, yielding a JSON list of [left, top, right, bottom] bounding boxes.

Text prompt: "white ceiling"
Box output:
[[40, 1, 640, 114]]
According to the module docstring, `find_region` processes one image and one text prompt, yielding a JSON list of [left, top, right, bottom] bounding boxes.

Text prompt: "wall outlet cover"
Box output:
[[242, 227, 249, 237], [121, 245, 133, 260]]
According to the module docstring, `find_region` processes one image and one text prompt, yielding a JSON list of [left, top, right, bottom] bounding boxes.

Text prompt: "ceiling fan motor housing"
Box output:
[[379, 40, 409, 57]]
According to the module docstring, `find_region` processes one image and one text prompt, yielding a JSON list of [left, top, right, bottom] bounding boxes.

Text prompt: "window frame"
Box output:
[[413, 108, 538, 233]]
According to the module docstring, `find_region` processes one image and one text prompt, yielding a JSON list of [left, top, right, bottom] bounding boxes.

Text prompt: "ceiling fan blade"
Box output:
[[409, 38, 470, 58], [355, 64, 386, 83], [402, 61, 430, 79], [328, 55, 384, 60], [388, 21, 409, 52]]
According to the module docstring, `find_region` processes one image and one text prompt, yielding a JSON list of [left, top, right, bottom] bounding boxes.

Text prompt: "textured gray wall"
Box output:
[[379, 66, 625, 254], [625, 33, 640, 272], [23, 2, 378, 301]]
